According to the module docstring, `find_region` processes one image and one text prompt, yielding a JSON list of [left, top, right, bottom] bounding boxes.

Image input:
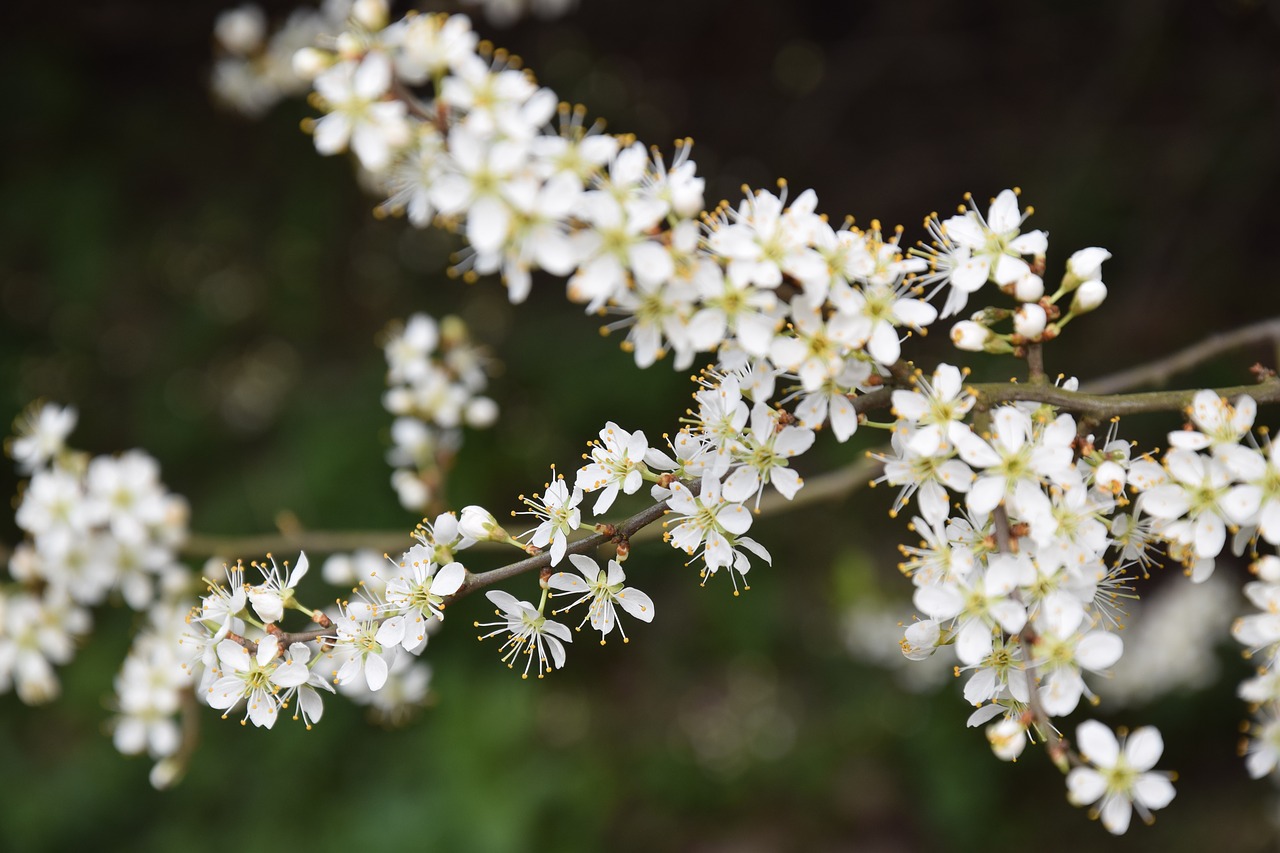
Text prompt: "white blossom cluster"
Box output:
[[212, 1, 353, 116], [2, 403, 190, 706], [212, 2, 1195, 833], [382, 312, 498, 510], [6, 0, 1229, 832]]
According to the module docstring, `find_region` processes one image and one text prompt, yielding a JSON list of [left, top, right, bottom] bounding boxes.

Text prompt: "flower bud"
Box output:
[[459, 505, 511, 543], [900, 619, 941, 660], [352, 0, 390, 30], [1255, 555, 1280, 583], [1012, 272, 1044, 303], [1013, 303, 1047, 339], [150, 757, 185, 790], [214, 6, 266, 56], [986, 717, 1027, 762], [1070, 279, 1107, 314], [391, 469, 430, 511], [950, 320, 991, 352], [465, 397, 499, 429], [1067, 247, 1111, 283], [292, 47, 329, 81]]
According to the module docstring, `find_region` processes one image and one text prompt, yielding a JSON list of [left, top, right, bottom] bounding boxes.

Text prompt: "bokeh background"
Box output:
[[5, 0, 1280, 850]]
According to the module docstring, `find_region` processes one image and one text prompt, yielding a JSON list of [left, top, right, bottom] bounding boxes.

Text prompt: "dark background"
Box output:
[[4, 0, 1280, 850]]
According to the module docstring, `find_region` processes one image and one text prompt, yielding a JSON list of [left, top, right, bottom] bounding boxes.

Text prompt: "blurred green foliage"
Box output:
[[4, 0, 1280, 850]]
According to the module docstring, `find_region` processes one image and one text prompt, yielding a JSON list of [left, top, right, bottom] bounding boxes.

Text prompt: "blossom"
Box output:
[[328, 601, 404, 692], [913, 188, 1048, 318], [1167, 390, 1256, 452], [1066, 721, 1175, 834], [311, 52, 410, 172], [519, 468, 583, 565], [548, 554, 655, 642], [662, 474, 754, 578], [475, 590, 572, 677], [9, 402, 77, 473], [890, 363, 975, 458], [247, 552, 310, 624], [955, 406, 1077, 516], [206, 635, 310, 728], [722, 402, 815, 506], [384, 549, 467, 651], [1137, 448, 1234, 565], [576, 423, 653, 515]]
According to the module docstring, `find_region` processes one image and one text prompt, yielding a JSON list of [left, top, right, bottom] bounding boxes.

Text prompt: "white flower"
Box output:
[[1138, 448, 1234, 564], [390, 12, 478, 82], [384, 550, 466, 651], [721, 402, 815, 507], [312, 52, 410, 172], [475, 590, 572, 678], [519, 468, 582, 565], [912, 552, 1034, 666], [706, 186, 826, 293], [663, 474, 754, 579], [950, 320, 992, 352], [9, 402, 77, 473], [206, 635, 310, 728], [328, 602, 404, 692], [576, 423, 653, 515], [549, 554, 655, 642], [955, 407, 1077, 516], [986, 716, 1028, 762], [828, 276, 938, 367], [890, 363, 975, 458], [1066, 721, 1175, 834], [247, 552, 310, 624], [914, 188, 1048, 318], [1167, 390, 1256, 452]]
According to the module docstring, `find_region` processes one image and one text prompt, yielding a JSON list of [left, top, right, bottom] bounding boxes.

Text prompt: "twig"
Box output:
[[1082, 316, 1280, 395]]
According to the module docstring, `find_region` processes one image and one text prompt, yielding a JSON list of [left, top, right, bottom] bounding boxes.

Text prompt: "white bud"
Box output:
[[150, 758, 185, 790], [986, 717, 1027, 762], [1070, 279, 1107, 314], [214, 5, 267, 56], [1256, 555, 1280, 583], [1013, 303, 1047, 339], [391, 469, 430, 511], [1067, 247, 1111, 282], [292, 47, 329, 81], [459, 505, 507, 542], [1012, 272, 1044, 303], [464, 397, 499, 429], [901, 619, 941, 661], [352, 0, 389, 30], [950, 320, 991, 352], [335, 31, 363, 60]]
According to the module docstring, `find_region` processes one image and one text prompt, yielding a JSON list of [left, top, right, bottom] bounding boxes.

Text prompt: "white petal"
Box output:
[[364, 653, 389, 692], [1124, 726, 1164, 772], [1076, 720, 1120, 768]]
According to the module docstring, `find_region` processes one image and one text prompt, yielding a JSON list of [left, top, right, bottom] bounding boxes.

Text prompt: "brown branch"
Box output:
[[1082, 316, 1280, 395], [969, 377, 1280, 418]]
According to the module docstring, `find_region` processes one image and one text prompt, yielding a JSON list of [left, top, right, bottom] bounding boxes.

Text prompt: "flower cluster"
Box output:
[[3, 0, 1262, 833], [382, 312, 498, 510], [181, 510, 485, 730], [2, 403, 190, 705]]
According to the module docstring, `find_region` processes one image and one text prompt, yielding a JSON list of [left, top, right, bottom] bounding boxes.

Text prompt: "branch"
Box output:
[[1082, 316, 1280, 395], [179, 530, 425, 560], [969, 377, 1280, 418]]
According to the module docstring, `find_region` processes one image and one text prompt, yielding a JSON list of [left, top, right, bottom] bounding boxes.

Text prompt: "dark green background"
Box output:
[[4, 0, 1280, 850]]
